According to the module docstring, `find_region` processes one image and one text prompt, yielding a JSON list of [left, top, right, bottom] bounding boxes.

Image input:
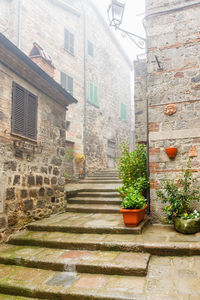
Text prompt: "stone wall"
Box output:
[[0, 63, 67, 234], [84, 1, 132, 173], [0, 0, 132, 175], [134, 58, 147, 144], [146, 0, 200, 222]]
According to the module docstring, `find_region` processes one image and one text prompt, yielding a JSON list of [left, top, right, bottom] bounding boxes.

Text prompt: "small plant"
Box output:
[[121, 187, 146, 210], [75, 153, 85, 164], [64, 171, 69, 179], [66, 148, 74, 162], [156, 161, 200, 223], [118, 142, 148, 188]]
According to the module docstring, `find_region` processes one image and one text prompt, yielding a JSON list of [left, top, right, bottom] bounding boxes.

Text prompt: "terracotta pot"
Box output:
[[65, 178, 69, 184], [120, 204, 147, 227], [165, 147, 177, 158]]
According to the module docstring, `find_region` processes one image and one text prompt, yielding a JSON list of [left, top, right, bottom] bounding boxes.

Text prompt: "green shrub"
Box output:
[[118, 142, 147, 188], [156, 161, 200, 222], [66, 148, 74, 162]]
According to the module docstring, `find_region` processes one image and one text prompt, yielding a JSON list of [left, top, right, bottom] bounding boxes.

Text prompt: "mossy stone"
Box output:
[[174, 217, 200, 234]]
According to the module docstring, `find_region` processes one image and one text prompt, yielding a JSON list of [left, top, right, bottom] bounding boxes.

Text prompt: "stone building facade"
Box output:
[[0, 34, 76, 233], [145, 0, 200, 222], [134, 58, 147, 144], [0, 0, 132, 175]]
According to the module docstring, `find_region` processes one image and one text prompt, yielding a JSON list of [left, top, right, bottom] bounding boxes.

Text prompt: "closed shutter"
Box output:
[[12, 82, 37, 140], [64, 29, 69, 51], [26, 93, 37, 140], [89, 83, 98, 106], [88, 41, 94, 57], [61, 72, 67, 89], [12, 82, 25, 136], [94, 85, 98, 105], [120, 103, 127, 121], [68, 76, 73, 95], [70, 33, 74, 54]]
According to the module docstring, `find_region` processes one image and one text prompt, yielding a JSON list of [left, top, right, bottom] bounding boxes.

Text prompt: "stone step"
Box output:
[[67, 197, 121, 205], [75, 192, 120, 198], [9, 227, 200, 256], [26, 212, 148, 234], [90, 173, 119, 177], [0, 264, 147, 300], [79, 180, 121, 184], [66, 204, 121, 214], [0, 245, 150, 277], [85, 177, 119, 180], [0, 295, 36, 300]]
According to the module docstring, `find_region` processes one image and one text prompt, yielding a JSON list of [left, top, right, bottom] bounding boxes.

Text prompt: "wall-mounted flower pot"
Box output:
[[120, 204, 147, 227], [165, 147, 177, 158]]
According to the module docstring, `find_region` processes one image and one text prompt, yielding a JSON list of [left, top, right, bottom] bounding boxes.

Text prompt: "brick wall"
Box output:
[[146, 0, 200, 222], [0, 63, 67, 234]]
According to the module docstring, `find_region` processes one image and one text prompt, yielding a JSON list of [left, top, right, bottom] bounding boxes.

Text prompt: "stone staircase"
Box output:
[[0, 169, 199, 298]]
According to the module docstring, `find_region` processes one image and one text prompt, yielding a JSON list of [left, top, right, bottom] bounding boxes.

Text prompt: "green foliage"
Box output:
[[181, 210, 200, 220], [66, 148, 74, 162], [156, 161, 200, 222], [118, 142, 148, 188], [121, 186, 146, 209], [64, 171, 69, 179]]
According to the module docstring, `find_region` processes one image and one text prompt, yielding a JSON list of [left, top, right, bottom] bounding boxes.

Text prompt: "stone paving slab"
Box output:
[[67, 197, 121, 205], [0, 245, 150, 276], [0, 256, 200, 299], [9, 224, 200, 255], [26, 212, 148, 234]]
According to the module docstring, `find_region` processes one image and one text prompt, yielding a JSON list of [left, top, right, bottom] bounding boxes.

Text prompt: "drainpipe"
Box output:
[[17, 0, 22, 49], [80, 0, 87, 176], [142, 20, 150, 215]]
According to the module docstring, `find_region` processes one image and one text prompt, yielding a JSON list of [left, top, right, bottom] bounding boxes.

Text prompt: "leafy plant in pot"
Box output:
[[64, 171, 69, 184], [156, 161, 200, 234], [118, 185, 147, 227], [116, 143, 149, 227]]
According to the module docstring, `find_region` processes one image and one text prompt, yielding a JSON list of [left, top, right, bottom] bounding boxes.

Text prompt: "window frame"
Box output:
[[88, 82, 99, 107], [64, 28, 75, 55], [11, 82, 38, 141], [120, 102, 127, 121], [60, 72, 74, 96]]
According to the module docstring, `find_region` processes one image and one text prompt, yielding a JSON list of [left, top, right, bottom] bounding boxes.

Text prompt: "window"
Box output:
[[12, 82, 37, 140], [120, 103, 127, 121], [88, 40, 94, 57], [88, 83, 98, 106], [61, 72, 73, 95], [64, 28, 74, 55]]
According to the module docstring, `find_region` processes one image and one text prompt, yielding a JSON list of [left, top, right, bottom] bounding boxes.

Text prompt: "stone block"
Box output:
[[36, 175, 43, 185], [39, 187, 45, 196], [21, 190, 28, 198], [4, 161, 17, 171], [6, 188, 15, 200], [28, 176, 35, 186], [24, 199, 33, 212], [13, 175, 20, 185]]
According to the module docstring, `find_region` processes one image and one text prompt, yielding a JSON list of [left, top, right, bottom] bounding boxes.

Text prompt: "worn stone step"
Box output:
[[85, 177, 119, 180], [79, 180, 121, 184], [0, 295, 36, 300], [0, 264, 147, 300], [9, 224, 200, 256], [90, 173, 119, 177], [67, 197, 121, 205], [76, 192, 120, 198], [66, 204, 121, 214], [26, 212, 148, 234], [0, 245, 150, 277]]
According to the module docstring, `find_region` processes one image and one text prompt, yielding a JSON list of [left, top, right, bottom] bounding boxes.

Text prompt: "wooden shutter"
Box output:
[[70, 33, 74, 54], [61, 72, 67, 89], [12, 82, 25, 136], [89, 83, 94, 103], [12, 82, 38, 140], [94, 85, 98, 105], [68, 76, 73, 95], [120, 103, 127, 120], [64, 29, 69, 51], [88, 41, 94, 57], [26, 93, 37, 140]]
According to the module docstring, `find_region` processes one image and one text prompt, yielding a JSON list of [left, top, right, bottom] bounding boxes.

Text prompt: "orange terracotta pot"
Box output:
[[165, 147, 177, 158], [120, 204, 147, 227]]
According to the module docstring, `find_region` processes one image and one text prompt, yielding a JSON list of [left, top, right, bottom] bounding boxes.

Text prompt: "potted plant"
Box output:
[[64, 171, 69, 184], [119, 186, 147, 227], [116, 143, 149, 227], [156, 161, 200, 234]]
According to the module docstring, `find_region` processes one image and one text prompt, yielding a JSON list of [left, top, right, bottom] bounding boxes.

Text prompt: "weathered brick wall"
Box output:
[[134, 59, 147, 144], [146, 0, 200, 222], [0, 63, 67, 234]]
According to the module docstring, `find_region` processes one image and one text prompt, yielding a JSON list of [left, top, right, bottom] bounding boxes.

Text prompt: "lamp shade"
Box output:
[[108, 0, 126, 27]]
